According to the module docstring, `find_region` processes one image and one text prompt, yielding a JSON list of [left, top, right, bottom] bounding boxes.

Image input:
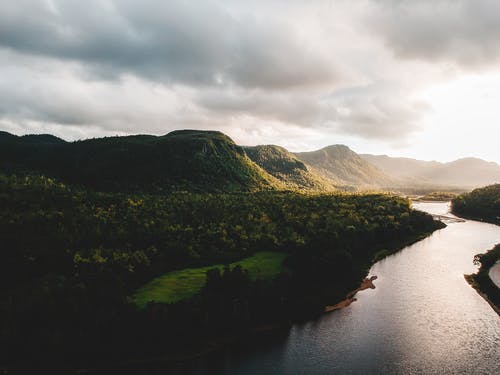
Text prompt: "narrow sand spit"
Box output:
[[325, 275, 377, 312]]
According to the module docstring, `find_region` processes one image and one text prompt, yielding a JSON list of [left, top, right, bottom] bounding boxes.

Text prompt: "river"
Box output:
[[168, 202, 500, 374]]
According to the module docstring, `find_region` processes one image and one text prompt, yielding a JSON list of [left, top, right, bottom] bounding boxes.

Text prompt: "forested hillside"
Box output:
[[0, 173, 443, 369], [452, 184, 500, 224], [3, 130, 495, 193], [0, 130, 282, 193], [244, 145, 337, 191]]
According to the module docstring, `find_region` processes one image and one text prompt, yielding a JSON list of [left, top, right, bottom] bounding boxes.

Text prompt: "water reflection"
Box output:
[[169, 202, 500, 374]]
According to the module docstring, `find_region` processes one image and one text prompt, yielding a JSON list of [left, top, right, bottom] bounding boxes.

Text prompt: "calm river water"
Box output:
[[168, 202, 500, 374]]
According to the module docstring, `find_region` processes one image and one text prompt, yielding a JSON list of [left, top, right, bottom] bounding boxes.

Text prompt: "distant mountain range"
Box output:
[[295, 145, 395, 188], [1, 129, 499, 193], [360, 154, 500, 189]]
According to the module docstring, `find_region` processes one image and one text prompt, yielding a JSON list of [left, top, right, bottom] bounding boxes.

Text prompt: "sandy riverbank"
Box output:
[[325, 276, 377, 312]]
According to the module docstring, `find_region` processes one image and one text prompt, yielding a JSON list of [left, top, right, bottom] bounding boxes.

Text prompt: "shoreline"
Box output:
[[454, 209, 500, 316], [464, 274, 500, 316], [488, 262, 500, 288], [78, 226, 443, 373], [77, 325, 292, 374], [450, 210, 500, 226], [325, 276, 377, 312], [411, 199, 451, 203], [79, 228, 443, 373], [36, 224, 443, 374]]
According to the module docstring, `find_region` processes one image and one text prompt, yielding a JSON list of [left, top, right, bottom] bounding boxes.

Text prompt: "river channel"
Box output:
[[168, 201, 500, 374]]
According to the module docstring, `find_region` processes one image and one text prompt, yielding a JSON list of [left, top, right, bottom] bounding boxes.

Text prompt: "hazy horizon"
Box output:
[[1, 1, 499, 163]]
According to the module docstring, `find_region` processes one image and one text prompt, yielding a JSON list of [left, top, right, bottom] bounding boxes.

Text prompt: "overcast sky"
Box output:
[[1, 0, 499, 163]]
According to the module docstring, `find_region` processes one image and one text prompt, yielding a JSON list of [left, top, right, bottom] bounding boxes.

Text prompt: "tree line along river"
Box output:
[[136, 201, 500, 374]]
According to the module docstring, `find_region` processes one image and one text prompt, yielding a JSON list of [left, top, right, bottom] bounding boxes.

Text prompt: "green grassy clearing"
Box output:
[[132, 251, 287, 308]]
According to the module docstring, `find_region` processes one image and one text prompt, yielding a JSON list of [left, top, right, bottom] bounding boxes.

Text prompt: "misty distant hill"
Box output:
[[361, 154, 500, 189], [295, 145, 395, 188]]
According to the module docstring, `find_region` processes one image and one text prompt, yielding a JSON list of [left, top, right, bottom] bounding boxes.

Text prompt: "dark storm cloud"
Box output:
[[0, 0, 337, 89], [367, 0, 500, 67]]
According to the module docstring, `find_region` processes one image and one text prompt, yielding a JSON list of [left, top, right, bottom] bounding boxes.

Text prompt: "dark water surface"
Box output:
[[164, 202, 500, 374]]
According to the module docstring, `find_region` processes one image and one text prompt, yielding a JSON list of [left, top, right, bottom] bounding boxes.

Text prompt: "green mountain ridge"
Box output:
[[243, 145, 337, 191], [0, 130, 282, 193], [2, 129, 498, 193]]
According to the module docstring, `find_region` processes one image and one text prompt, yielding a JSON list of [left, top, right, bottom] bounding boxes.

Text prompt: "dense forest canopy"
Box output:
[[452, 184, 500, 224], [0, 172, 443, 369], [0, 129, 452, 371], [0, 130, 282, 193]]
